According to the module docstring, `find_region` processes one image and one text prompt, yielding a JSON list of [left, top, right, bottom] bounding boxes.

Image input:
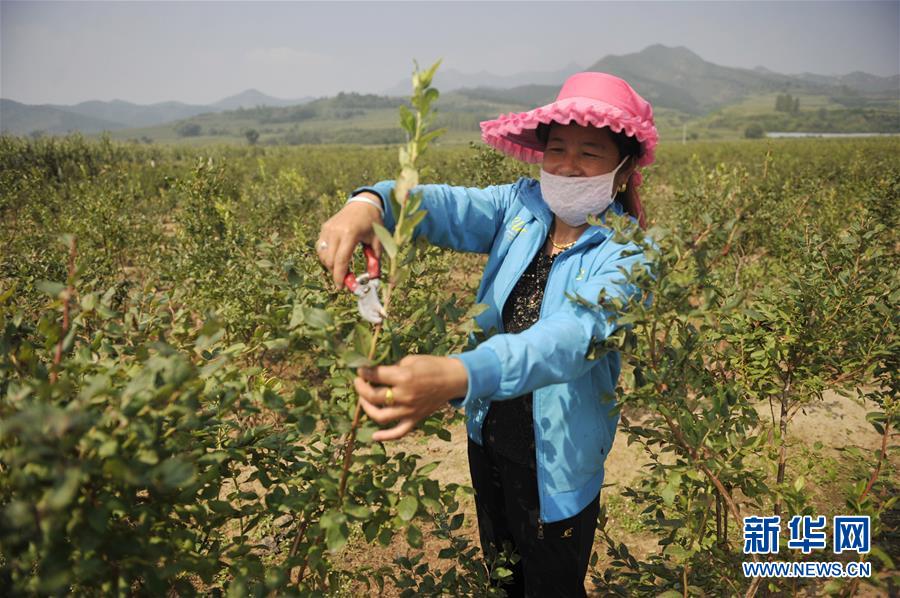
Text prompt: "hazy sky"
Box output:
[[2, 1, 898, 106]]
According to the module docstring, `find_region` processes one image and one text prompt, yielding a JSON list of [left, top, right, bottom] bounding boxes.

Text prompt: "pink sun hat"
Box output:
[[480, 72, 659, 228]]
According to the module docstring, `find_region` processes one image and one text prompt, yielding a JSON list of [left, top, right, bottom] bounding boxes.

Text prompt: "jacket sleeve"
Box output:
[[446, 237, 652, 408], [349, 179, 516, 254]]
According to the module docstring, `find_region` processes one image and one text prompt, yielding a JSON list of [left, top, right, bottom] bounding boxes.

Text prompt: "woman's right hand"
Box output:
[[316, 192, 385, 291]]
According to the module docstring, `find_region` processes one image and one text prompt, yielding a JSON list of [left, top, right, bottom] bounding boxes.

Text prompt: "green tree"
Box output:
[[775, 93, 796, 113], [744, 123, 765, 138], [175, 122, 202, 137]]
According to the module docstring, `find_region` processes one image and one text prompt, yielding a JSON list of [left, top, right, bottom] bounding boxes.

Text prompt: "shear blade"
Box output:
[[356, 280, 386, 324]]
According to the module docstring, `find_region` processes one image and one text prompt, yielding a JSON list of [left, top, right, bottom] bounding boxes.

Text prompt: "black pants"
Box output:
[[467, 438, 600, 598]]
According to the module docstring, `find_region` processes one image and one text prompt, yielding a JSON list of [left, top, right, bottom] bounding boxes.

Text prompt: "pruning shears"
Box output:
[[343, 243, 387, 325]]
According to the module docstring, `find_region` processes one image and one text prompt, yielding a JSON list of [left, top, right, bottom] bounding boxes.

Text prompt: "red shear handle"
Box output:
[[342, 243, 381, 292]]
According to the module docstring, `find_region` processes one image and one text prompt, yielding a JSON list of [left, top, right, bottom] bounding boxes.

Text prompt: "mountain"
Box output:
[[792, 71, 900, 94], [380, 64, 583, 97], [212, 89, 315, 110], [455, 45, 897, 116], [453, 84, 558, 110], [0, 99, 126, 136], [58, 99, 215, 129], [0, 89, 315, 136], [583, 44, 806, 114], [3, 45, 896, 138]]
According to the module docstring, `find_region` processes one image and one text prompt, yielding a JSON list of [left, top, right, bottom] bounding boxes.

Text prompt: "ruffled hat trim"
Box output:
[[480, 96, 660, 190]]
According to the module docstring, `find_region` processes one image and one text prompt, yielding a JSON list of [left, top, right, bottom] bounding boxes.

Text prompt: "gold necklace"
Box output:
[[549, 221, 580, 252], [550, 237, 577, 250]]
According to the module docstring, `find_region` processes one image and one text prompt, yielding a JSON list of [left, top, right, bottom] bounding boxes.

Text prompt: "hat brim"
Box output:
[[480, 97, 659, 173]]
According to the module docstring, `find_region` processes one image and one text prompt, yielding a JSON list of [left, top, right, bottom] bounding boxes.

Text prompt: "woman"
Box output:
[[316, 72, 658, 597]]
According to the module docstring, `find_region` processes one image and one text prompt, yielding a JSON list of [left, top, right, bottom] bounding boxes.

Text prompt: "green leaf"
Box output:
[[660, 484, 676, 506], [357, 423, 376, 443], [419, 59, 442, 88], [354, 322, 373, 355], [438, 547, 456, 559], [406, 523, 423, 548], [372, 222, 397, 259], [344, 503, 371, 519], [97, 439, 118, 458], [302, 306, 333, 329], [363, 520, 380, 543], [398, 208, 427, 240], [296, 415, 316, 435], [419, 128, 447, 146], [378, 526, 394, 546], [417, 462, 438, 476], [42, 469, 82, 510], [137, 449, 159, 465], [449, 513, 464, 530], [36, 280, 66, 297], [321, 510, 349, 552], [153, 458, 197, 491], [288, 304, 305, 329], [663, 544, 691, 563], [397, 495, 418, 521], [389, 190, 402, 222], [208, 500, 238, 515], [423, 87, 439, 108], [326, 521, 348, 552], [263, 338, 289, 351], [341, 349, 373, 368], [399, 105, 416, 135], [868, 545, 894, 569]]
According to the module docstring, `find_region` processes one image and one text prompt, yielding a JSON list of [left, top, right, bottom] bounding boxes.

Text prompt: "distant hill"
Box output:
[[427, 45, 898, 117], [1, 89, 314, 136], [82, 90, 528, 147], [792, 71, 900, 94], [380, 63, 584, 97], [2, 44, 896, 140], [56, 99, 216, 129], [212, 89, 315, 111], [0, 99, 126, 136], [585, 45, 830, 114], [453, 85, 558, 109]]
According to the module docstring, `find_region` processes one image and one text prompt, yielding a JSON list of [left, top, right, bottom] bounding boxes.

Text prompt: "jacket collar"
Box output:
[[519, 177, 624, 248]]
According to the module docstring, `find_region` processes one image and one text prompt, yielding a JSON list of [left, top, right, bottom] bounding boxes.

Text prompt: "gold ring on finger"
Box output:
[[384, 387, 394, 406]]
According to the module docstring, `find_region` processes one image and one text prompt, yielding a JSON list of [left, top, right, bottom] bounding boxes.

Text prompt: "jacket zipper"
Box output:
[[496, 219, 576, 532], [534, 228, 570, 531]]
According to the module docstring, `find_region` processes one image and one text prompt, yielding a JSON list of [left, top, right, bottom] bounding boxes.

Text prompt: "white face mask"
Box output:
[[539, 156, 629, 227]]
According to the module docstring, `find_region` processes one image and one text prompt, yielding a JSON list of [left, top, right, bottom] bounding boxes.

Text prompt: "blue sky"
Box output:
[[2, 1, 898, 105]]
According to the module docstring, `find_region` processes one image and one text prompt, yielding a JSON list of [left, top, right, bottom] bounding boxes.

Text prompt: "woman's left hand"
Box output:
[[354, 355, 469, 441]]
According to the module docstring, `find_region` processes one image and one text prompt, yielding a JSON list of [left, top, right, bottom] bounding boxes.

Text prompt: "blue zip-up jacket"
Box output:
[[350, 176, 651, 523]]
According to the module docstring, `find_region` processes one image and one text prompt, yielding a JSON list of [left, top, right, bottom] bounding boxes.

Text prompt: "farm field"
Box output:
[[1, 121, 897, 596], [79, 86, 899, 149]]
